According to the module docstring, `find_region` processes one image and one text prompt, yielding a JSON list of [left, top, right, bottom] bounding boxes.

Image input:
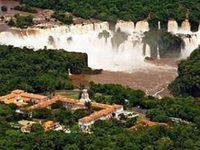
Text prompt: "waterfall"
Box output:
[[167, 19, 200, 58], [0, 21, 150, 72], [115, 20, 135, 33], [157, 45, 160, 60], [158, 21, 161, 30], [168, 19, 178, 33], [144, 44, 151, 58], [68, 68, 72, 76], [135, 20, 149, 32], [181, 34, 199, 57], [115, 20, 149, 33], [0, 20, 199, 72], [180, 19, 191, 33]]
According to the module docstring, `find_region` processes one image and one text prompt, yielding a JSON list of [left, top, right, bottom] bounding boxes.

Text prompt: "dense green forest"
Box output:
[[0, 45, 91, 95], [14, 4, 37, 13], [52, 11, 73, 25], [89, 83, 200, 124], [170, 47, 200, 97], [8, 14, 34, 28], [21, 0, 200, 30]]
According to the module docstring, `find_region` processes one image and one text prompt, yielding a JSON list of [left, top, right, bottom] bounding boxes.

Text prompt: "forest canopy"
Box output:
[[21, 0, 200, 30], [169, 47, 200, 97], [0, 45, 90, 95]]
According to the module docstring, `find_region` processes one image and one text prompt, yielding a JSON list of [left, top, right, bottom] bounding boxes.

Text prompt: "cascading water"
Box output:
[[157, 45, 161, 60], [0, 21, 151, 71], [0, 19, 199, 72], [144, 44, 151, 58], [167, 19, 200, 58], [180, 19, 191, 33], [168, 19, 179, 33], [135, 20, 149, 32], [115, 20, 135, 33], [158, 21, 161, 30]]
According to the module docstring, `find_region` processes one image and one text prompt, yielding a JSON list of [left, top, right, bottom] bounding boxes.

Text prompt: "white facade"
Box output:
[[80, 89, 91, 103]]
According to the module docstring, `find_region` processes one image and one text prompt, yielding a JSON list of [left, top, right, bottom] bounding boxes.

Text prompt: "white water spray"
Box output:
[[0, 19, 199, 72]]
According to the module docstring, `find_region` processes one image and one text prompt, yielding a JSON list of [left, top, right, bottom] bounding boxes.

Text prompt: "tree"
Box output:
[[98, 30, 110, 43], [155, 137, 174, 150], [1, 6, 7, 12], [124, 117, 137, 128], [21, 0, 200, 29], [8, 19, 15, 26], [64, 144, 79, 150], [143, 29, 183, 58], [0, 45, 91, 95], [52, 11, 73, 25], [31, 124, 44, 132], [84, 101, 92, 112], [169, 47, 200, 97]]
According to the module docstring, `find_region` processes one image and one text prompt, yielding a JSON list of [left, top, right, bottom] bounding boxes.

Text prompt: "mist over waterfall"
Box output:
[[0, 20, 199, 72]]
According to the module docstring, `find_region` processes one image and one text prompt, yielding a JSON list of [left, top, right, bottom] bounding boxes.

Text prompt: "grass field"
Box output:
[[55, 90, 80, 99]]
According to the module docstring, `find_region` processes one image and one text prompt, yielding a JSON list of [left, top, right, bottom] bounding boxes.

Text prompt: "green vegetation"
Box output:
[[8, 14, 33, 28], [0, 69, 199, 149], [0, 97, 200, 149], [1, 6, 8, 12], [60, 91, 80, 99], [89, 82, 200, 124], [111, 29, 128, 49], [32, 104, 91, 126], [0, 45, 91, 95], [14, 4, 37, 13], [52, 11, 73, 25], [143, 29, 184, 58], [144, 96, 200, 123], [170, 47, 200, 97], [89, 82, 145, 106], [21, 0, 200, 30], [98, 30, 110, 43]]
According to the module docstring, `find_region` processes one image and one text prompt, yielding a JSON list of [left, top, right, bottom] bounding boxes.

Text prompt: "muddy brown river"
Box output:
[[71, 58, 179, 98]]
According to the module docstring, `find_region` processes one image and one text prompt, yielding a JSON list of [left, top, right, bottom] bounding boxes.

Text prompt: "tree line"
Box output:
[[0, 45, 91, 95], [21, 0, 200, 30], [169, 47, 200, 97], [89, 82, 200, 124], [8, 14, 34, 28]]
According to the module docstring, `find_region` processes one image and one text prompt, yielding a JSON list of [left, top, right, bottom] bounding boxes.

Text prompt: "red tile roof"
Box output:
[[23, 94, 123, 125], [0, 89, 47, 106], [79, 104, 123, 123]]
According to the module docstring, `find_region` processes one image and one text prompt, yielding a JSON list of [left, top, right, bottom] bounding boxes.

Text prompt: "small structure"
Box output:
[[80, 89, 91, 103], [21, 125, 32, 133], [18, 120, 36, 133], [0, 89, 47, 106], [124, 111, 139, 118], [42, 121, 62, 131], [11, 89, 124, 131], [68, 68, 72, 76], [170, 117, 189, 124], [78, 104, 123, 130]]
